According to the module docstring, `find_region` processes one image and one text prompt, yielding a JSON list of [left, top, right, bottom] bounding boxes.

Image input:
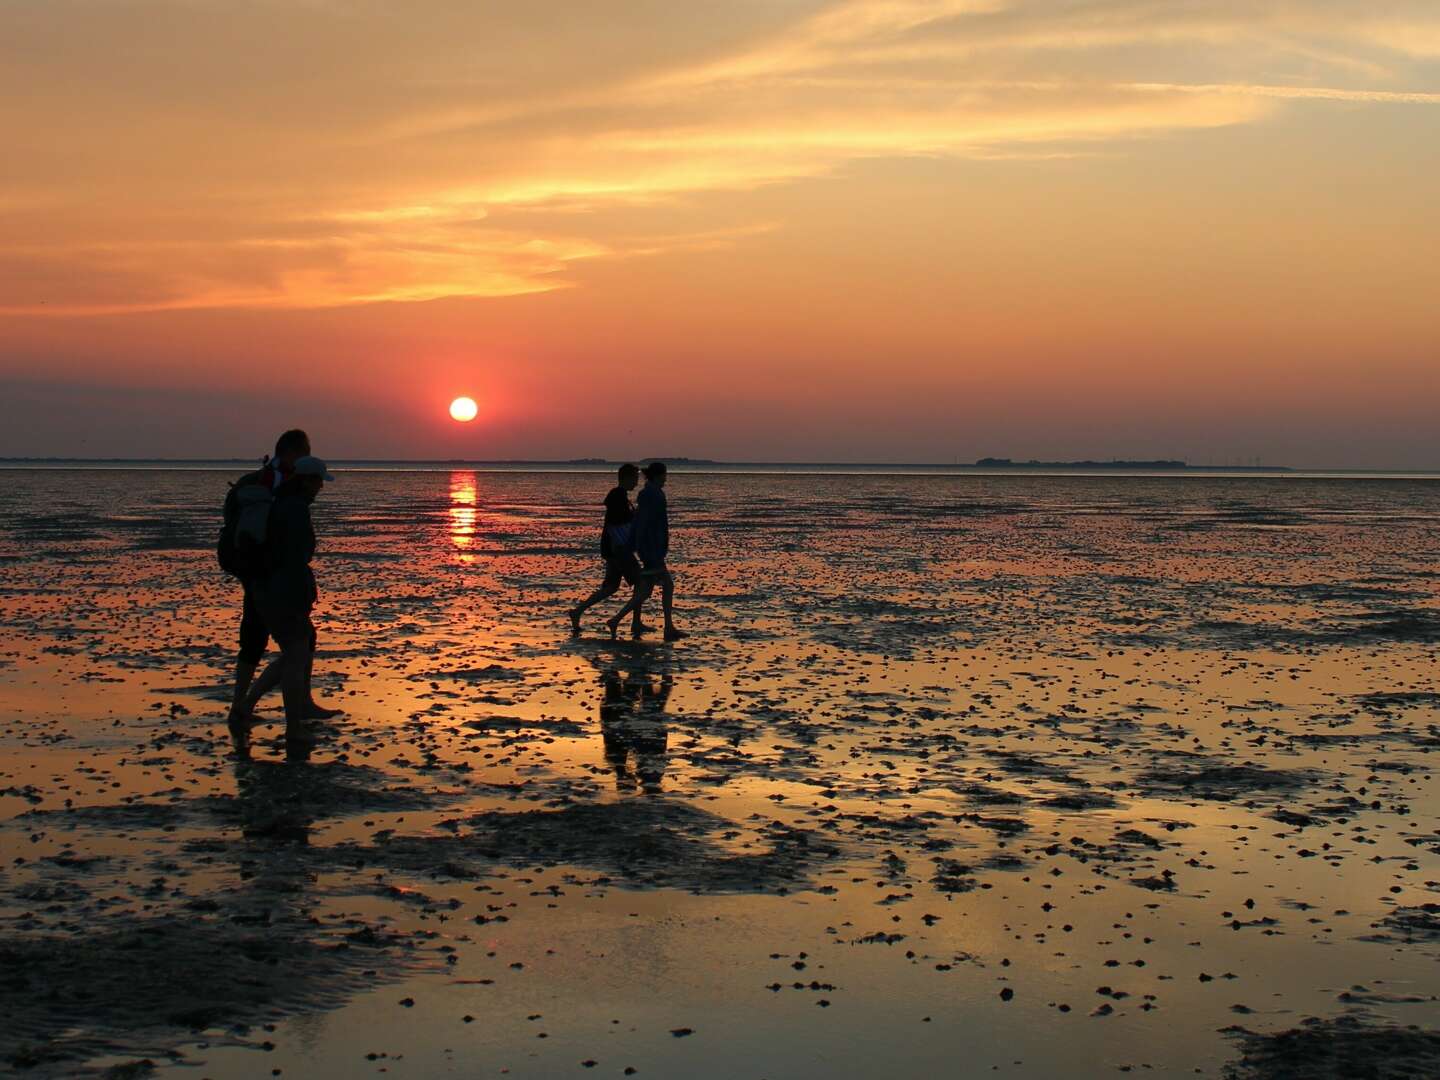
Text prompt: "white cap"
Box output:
[[292, 456, 335, 482]]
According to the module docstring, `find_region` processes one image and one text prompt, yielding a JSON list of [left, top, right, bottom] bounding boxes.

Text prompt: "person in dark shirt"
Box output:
[[568, 464, 649, 636], [251, 455, 334, 760], [226, 429, 339, 752], [608, 461, 686, 641]]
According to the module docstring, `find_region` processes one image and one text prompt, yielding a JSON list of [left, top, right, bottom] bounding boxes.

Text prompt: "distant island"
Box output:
[[974, 458, 1291, 472], [513, 456, 723, 466]]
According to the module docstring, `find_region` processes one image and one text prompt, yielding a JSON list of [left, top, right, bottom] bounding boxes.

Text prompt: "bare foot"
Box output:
[[226, 711, 253, 759], [284, 724, 317, 762], [663, 627, 689, 642], [605, 617, 621, 640], [305, 702, 344, 720], [568, 607, 582, 637]]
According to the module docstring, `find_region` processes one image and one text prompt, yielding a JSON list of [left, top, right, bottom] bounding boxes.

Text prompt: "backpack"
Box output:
[[218, 468, 275, 579]]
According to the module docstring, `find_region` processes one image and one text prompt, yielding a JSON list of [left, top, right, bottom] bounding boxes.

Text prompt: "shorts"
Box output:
[[238, 582, 316, 663], [265, 609, 316, 653], [602, 552, 641, 592]]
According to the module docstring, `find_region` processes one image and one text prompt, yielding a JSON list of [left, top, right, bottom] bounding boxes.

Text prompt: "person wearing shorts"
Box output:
[[227, 429, 339, 748], [251, 455, 334, 760], [609, 461, 686, 642], [569, 464, 649, 637]]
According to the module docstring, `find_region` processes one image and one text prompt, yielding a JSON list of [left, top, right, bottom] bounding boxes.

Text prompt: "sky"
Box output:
[[2, 0, 1438, 467]]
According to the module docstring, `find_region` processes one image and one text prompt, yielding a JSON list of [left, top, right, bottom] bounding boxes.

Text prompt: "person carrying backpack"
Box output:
[[219, 429, 338, 754], [253, 455, 335, 760]]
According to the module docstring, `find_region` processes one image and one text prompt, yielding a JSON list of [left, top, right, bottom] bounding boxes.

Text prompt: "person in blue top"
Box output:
[[568, 463, 650, 637], [608, 462, 687, 641]]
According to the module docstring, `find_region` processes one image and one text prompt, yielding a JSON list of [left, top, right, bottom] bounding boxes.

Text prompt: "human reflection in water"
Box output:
[[597, 661, 673, 794], [234, 757, 316, 846]]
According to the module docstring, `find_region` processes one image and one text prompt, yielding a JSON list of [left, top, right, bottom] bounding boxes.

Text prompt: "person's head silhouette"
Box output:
[[273, 429, 311, 470]]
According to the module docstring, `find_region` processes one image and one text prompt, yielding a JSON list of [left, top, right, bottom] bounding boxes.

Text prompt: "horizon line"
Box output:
[[4, 456, 1440, 477], [0, 455, 1291, 467]]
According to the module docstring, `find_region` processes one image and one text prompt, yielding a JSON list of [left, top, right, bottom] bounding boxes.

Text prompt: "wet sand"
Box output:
[[1, 469, 1438, 1077]]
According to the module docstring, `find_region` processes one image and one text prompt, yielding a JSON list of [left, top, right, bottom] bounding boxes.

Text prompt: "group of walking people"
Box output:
[[219, 436, 685, 760], [568, 461, 687, 643]]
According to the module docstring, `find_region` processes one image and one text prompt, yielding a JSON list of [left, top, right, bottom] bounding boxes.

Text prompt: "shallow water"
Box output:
[[1, 469, 1438, 1077]]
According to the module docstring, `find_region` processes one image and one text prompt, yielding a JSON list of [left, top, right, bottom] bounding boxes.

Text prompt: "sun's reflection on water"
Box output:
[[449, 472, 477, 562]]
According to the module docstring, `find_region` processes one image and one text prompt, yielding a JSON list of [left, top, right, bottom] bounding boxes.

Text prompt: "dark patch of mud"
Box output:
[[1108, 610, 1440, 651], [1136, 758, 1316, 801], [1261, 582, 1428, 603], [461, 716, 588, 737], [1354, 691, 1440, 713], [0, 913, 424, 1076], [1223, 1015, 1440, 1079], [18, 761, 463, 834], [1359, 905, 1440, 945], [1339, 610, 1440, 644], [321, 799, 839, 894]]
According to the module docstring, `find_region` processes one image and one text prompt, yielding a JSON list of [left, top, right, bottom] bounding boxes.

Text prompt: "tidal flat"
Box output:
[[1, 469, 1438, 1078]]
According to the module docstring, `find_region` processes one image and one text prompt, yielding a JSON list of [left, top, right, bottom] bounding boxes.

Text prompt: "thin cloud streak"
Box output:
[[0, 222, 778, 316], [1124, 82, 1440, 104]]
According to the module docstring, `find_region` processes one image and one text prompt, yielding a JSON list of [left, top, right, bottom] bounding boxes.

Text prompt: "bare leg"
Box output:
[[280, 638, 315, 761], [228, 660, 258, 757], [570, 581, 618, 634], [629, 581, 651, 637], [232, 584, 268, 736], [660, 573, 686, 640], [304, 649, 342, 719], [269, 614, 317, 761], [242, 658, 284, 716], [608, 579, 653, 639], [229, 660, 257, 723]]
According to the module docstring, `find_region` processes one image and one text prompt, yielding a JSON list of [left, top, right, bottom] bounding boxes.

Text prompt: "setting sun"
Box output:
[[448, 396, 478, 423]]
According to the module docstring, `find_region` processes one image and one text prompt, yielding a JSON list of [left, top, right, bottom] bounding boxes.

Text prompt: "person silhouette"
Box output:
[[226, 430, 341, 754], [569, 464, 650, 637], [248, 455, 335, 760], [608, 462, 686, 641]]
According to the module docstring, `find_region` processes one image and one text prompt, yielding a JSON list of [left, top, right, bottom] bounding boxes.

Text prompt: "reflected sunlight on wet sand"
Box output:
[[1, 469, 1438, 1078]]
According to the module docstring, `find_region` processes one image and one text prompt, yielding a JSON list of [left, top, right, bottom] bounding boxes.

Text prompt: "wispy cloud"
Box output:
[[1122, 82, 1440, 105], [0, 219, 779, 316], [3, 0, 1437, 314]]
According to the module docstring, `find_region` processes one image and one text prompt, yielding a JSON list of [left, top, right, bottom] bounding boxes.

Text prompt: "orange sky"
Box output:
[[2, 1, 1438, 465]]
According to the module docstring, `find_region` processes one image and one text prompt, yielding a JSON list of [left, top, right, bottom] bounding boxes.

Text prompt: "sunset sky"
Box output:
[[2, 1, 1437, 466]]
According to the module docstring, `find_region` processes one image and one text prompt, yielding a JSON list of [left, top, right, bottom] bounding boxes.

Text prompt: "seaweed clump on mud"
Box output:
[[1136, 759, 1315, 802], [461, 798, 839, 893], [312, 799, 839, 895], [1223, 1015, 1440, 1079], [1360, 904, 1440, 944]]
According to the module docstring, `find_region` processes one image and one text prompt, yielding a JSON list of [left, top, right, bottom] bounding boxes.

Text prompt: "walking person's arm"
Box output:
[[632, 491, 659, 567]]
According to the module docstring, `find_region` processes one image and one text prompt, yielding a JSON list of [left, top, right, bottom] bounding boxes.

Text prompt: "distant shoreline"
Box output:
[[0, 456, 1286, 471], [0, 455, 1286, 470], [2, 457, 1437, 478]]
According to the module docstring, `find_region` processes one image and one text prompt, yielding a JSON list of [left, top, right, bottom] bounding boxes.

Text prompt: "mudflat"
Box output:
[[2, 469, 1438, 1078]]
